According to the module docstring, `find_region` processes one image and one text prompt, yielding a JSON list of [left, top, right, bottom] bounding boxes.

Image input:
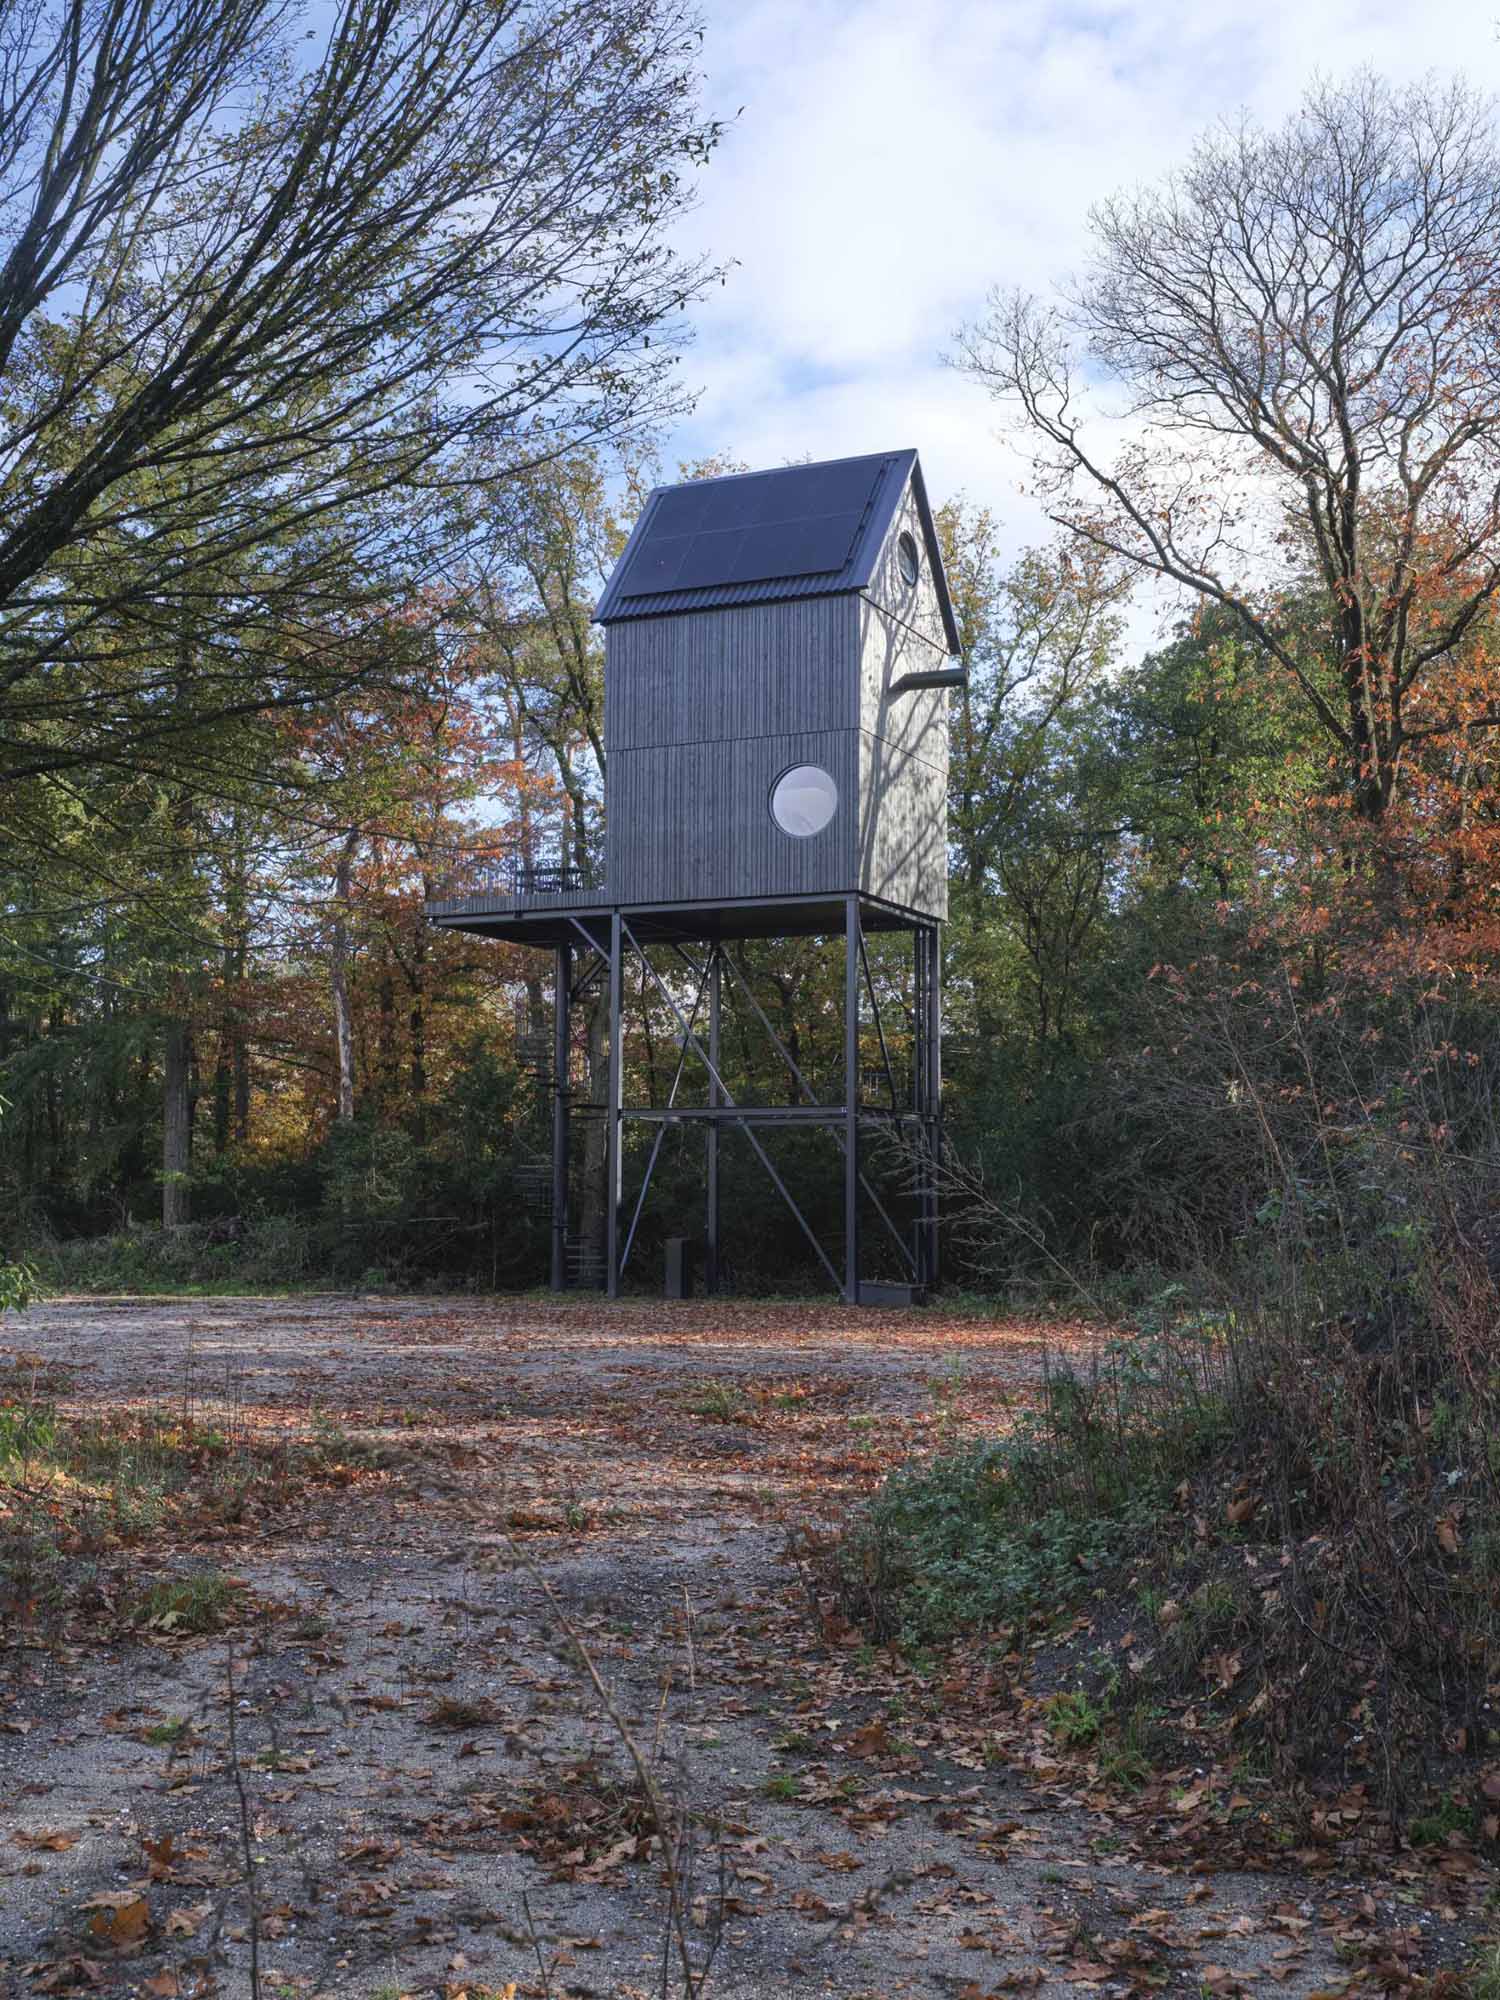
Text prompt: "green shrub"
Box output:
[[829, 1337, 1231, 1644], [0, 1401, 57, 1464], [131, 1570, 236, 1633], [1043, 1689, 1103, 1746], [1409, 1793, 1478, 1848], [685, 1380, 750, 1422], [0, 1258, 35, 1313]]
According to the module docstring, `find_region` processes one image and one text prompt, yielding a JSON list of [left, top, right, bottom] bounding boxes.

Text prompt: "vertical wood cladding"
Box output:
[[858, 731, 948, 918], [610, 731, 857, 904], [858, 600, 947, 762], [603, 476, 950, 921], [861, 481, 952, 661], [606, 598, 858, 751]]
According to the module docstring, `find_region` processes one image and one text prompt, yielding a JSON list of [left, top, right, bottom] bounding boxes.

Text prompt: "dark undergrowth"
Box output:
[[23, 1213, 501, 1296], [817, 1248, 1500, 1831], [815, 965, 1500, 1852], [826, 1321, 1234, 1645]]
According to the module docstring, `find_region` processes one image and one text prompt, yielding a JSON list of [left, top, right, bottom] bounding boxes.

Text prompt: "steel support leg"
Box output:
[[606, 911, 623, 1298], [550, 943, 570, 1292], [844, 897, 860, 1304], [622, 920, 843, 1295], [707, 944, 915, 1280], [925, 924, 942, 1287], [619, 957, 709, 1278], [707, 946, 721, 1293]]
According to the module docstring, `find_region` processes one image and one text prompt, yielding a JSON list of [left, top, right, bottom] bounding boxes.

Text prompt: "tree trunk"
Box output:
[[376, 968, 398, 1108], [212, 1036, 231, 1156], [162, 1019, 192, 1229], [330, 831, 359, 1123], [233, 1000, 251, 1144], [407, 917, 428, 1135], [218, 824, 252, 1149]]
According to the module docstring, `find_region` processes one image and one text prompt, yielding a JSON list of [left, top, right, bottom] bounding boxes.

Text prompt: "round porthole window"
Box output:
[[770, 764, 838, 838], [896, 530, 920, 588]]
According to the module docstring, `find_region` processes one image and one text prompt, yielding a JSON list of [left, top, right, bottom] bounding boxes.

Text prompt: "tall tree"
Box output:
[[957, 74, 1500, 824], [939, 501, 1121, 1043], [0, 0, 721, 800]]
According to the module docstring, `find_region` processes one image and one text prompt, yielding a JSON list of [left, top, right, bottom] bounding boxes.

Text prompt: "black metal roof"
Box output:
[[594, 448, 960, 653]]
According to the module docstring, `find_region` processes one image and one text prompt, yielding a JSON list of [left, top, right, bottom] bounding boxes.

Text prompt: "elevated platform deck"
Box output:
[[425, 886, 935, 947]]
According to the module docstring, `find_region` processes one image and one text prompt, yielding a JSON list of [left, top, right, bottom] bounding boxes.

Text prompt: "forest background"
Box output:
[[2, 17, 1499, 1340], [14, 13, 1500, 1837]]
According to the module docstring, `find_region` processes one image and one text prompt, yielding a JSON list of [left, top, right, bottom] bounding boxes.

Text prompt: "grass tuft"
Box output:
[[131, 1570, 238, 1633]]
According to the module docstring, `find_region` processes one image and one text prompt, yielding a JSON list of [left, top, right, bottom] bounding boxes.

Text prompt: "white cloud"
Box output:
[[665, 0, 1500, 615]]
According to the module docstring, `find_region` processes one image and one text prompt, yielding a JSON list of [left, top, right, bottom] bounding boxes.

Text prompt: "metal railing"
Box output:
[[431, 844, 601, 903]]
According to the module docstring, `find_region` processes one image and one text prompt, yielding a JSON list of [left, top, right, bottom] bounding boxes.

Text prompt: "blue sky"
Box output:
[[662, 0, 1500, 636]]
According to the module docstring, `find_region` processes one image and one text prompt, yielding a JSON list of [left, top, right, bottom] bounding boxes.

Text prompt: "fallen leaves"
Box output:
[[164, 1900, 211, 1938], [80, 1890, 151, 1950], [337, 1874, 400, 1919], [24, 1957, 105, 1993], [13, 1828, 79, 1852], [141, 1832, 177, 1879], [4, 1294, 1490, 2000], [1205, 1649, 1243, 1691], [844, 1718, 890, 1759], [433, 1756, 664, 1883], [340, 1835, 403, 1869], [425, 1695, 502, 1730]]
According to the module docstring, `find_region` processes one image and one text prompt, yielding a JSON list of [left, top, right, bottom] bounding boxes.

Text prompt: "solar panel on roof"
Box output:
[[706, 471, 780, 528], [615, 457, 889, 600], [647, 486, 711, 536], [785, 459, 884, 517], [735, 515, 861, 581], [671, 528, 748, 591], [620, 533, 689, 594]]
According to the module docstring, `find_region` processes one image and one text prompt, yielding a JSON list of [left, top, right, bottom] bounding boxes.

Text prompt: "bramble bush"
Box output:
[[848, 952, 1500, 1814]]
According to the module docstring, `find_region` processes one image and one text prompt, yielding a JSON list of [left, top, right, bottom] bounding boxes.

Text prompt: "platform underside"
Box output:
[[425, 888, 935, 947]]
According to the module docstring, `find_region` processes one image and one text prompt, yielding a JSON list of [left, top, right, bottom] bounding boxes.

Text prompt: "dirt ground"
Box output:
[[0, 1294, 1477, 2000]]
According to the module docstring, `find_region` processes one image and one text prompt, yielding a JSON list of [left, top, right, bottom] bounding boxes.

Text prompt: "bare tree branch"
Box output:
[[955, 72, 1500, 823]]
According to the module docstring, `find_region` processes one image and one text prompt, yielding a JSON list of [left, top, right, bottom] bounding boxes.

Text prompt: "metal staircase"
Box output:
[[566, 1237, 606, 1288], [513, 1158, 553, 1209], [511, 996, 604, 1288], [513, 995, 553, 1090]]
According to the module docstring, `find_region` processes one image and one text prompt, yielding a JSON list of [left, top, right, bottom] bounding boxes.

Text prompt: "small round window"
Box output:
[[896, 531, 920, 588], [770, 764, 838, 838]]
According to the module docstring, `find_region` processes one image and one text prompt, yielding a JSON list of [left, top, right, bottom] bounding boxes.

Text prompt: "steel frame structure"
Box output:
[[544, 895, 940, 1304]]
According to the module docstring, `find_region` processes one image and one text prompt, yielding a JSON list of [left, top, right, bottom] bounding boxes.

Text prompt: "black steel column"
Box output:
[[550, 942, 570, 1292], [706, 945, 721, 1293], [925, 923, 942, 1287], [912, 922, 926, 1286], [606, 911, 623, 1298], [844, 897, 860, 1304]]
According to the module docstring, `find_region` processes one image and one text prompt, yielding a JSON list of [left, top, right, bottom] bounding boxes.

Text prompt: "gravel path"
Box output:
[[0, 1294, 1399, 1998]]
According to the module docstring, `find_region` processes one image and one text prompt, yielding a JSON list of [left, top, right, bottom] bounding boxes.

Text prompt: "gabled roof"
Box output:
[[594, 448, 960, 654]]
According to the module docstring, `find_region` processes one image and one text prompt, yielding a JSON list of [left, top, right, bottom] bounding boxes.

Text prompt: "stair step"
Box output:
[[566, 1238, 605, 1288], [514, 1163, 554, 1214]]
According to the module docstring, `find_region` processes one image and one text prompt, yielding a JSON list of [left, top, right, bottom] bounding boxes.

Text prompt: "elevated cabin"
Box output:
[[426, 450, 960, 1304], [427, 448, 960, 943]]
